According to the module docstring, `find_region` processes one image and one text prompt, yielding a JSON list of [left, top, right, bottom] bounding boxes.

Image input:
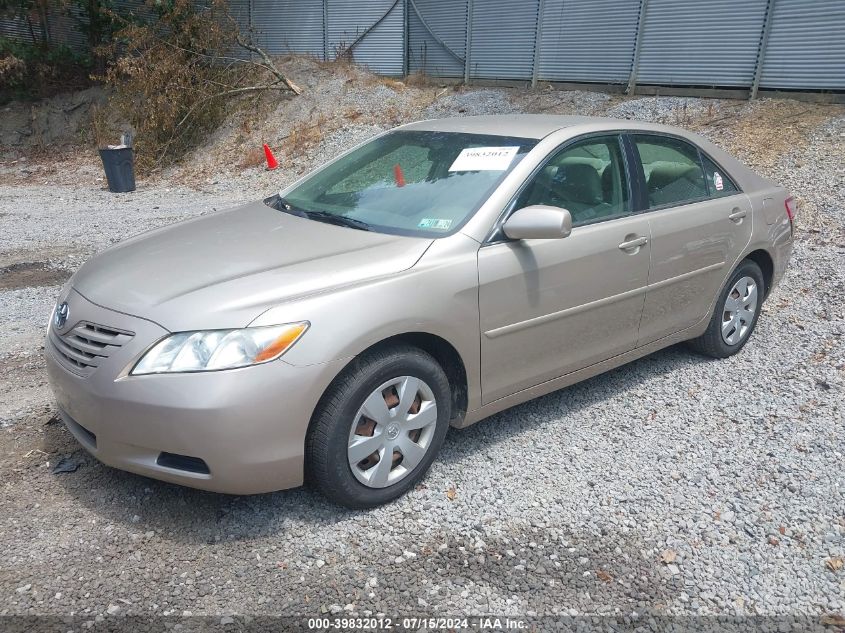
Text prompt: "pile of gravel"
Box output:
[[424, 88, 521, 117], [605, 96, 725, 124]]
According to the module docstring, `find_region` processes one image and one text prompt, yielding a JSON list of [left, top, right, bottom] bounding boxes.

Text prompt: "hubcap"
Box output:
[[347, 376, 438, 488], [721, 276, 758, 346]]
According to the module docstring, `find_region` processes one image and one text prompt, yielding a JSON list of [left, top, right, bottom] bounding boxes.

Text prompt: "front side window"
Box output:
[[513, 135, 631, 227], [632, 134, 708, 208], [279, 131, 537, 237], [701, 154, 740, 198]]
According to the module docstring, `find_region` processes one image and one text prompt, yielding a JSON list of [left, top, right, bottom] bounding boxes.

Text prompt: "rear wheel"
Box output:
[[306, 345, 451, 509], [688, 259, 765, 358]]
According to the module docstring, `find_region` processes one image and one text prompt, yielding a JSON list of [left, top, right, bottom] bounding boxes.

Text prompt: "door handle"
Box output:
[[618, 236, 648, 251], [728, 208, 747, 222]]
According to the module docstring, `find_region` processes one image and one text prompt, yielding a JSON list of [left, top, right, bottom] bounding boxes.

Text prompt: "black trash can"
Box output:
[[98, 147, 136, 193]]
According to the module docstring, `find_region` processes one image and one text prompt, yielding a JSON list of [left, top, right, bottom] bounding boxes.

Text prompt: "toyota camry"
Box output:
[[46, 115, 795, 508]]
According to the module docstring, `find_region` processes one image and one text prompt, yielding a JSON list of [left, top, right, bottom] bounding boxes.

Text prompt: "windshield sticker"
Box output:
[[449, 146, 519, 172], [418, 218, 453, 230], [714, 172, 724, 191]]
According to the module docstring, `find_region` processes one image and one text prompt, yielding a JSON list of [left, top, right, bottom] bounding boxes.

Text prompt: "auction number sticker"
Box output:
[[713, 171, 724, 191], [449, 146, 519, 172]]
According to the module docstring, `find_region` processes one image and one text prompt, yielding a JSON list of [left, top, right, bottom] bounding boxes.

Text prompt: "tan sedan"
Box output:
[[46, 115, 794, 507]]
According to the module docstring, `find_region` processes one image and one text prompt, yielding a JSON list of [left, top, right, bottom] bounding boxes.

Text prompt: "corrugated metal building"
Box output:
[[250, 0, 323, 56], [408, 0, 466, 78], [326, 0, 404, 75], [632, 0, 770, 87], [537, 0, 641, 84], [467, 0, 538, 80], [3, 0, 843, 93], [758, 0, 845, 90]]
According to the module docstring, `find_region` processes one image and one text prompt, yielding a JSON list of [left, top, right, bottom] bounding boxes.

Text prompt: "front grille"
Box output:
[[49, 321, 134, 376]]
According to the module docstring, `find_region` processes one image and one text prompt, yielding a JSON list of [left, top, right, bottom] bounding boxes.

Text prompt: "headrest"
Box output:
[[553, 163, 602, 205]]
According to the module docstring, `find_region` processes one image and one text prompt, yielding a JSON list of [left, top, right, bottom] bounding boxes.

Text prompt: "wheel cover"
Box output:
[[721, 276, 758, 346], [347, 376, 438, 488]]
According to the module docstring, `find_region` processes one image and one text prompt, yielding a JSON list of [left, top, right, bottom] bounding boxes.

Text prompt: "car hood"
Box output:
[[72, 200, 433, 332]]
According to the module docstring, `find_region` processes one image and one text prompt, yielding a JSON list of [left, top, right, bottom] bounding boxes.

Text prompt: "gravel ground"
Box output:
[[1, 75, 843, 626]]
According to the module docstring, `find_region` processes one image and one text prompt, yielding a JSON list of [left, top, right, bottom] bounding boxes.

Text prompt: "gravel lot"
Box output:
[[1, 74, 843, 626]]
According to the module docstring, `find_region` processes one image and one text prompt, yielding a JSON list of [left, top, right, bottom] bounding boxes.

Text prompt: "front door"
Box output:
[[478, 134, 651, 404], [629, 134, 754, 345]]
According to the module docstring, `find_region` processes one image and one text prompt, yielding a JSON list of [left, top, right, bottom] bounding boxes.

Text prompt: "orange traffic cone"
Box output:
[[393, 163, 406, 187], [263, 143, 279, 170]]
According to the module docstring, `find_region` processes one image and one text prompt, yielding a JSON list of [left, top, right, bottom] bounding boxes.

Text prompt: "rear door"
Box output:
[[629, 134, 753, 345], [477, 134, 651, 404]]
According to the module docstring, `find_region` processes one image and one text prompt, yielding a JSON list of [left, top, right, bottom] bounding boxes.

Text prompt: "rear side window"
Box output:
[[701, 154, 739, 198], [632, 134, 708, 208]]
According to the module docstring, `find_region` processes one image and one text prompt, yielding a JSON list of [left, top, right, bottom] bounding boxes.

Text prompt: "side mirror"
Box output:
[[502, 205, 572, 240]]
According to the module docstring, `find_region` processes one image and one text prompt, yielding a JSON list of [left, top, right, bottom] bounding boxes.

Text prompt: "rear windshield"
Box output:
[[278, 130, 538, 237]]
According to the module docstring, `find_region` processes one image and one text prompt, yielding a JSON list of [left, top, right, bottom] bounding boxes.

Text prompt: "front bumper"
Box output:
[[45, 289, 346, 494]]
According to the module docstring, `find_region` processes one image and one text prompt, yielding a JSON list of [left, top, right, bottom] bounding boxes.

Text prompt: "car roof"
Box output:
[[400, 114, 774, 194], [401, 114, 634, 139]]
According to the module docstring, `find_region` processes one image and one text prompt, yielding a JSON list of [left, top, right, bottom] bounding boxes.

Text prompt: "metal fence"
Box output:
[[3, 0, 844, 95]]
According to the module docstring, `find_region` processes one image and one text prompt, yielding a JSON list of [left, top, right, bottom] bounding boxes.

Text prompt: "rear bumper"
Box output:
[[769, 228, 794, 294], [45, 290, 346, 494]]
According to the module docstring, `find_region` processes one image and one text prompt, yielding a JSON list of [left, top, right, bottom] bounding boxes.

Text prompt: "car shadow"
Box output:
[[43, 343, 713, 544]]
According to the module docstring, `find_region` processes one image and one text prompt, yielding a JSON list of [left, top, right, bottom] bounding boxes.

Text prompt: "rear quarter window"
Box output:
[[701, 154, 740, 198]]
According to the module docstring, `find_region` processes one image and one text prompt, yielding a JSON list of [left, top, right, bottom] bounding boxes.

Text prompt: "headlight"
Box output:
[[131, 322, 308, 375]]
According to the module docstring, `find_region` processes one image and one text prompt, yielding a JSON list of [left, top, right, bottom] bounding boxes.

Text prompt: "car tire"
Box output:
[[306, 345, 451, 509], [688, 259, 765, 359]]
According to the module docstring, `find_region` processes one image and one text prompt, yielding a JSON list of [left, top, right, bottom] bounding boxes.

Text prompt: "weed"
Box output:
[[98, 0, 298, 173]]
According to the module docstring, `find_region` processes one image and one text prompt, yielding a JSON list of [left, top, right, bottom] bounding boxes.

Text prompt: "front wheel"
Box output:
[[306, 345, 451, 509], [688, 259, 765, 358]]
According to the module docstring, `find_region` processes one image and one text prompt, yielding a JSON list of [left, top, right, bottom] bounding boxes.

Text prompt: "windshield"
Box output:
[[276, 130, 538, 237]]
